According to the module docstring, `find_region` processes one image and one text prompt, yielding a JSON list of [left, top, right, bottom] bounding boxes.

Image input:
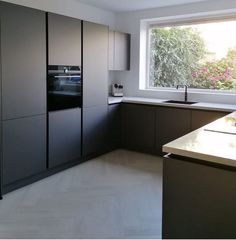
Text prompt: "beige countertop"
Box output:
[[108, 96, 236, 112], [163, 111, 236, 167]]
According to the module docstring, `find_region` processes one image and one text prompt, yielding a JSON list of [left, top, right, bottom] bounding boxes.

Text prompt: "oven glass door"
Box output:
[[48, 65, 82, 111]]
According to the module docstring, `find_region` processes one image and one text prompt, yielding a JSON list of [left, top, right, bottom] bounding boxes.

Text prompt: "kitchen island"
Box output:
[[162, 112, 236, 239]]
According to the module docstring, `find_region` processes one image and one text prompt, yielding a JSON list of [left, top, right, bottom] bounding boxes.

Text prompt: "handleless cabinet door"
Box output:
[[114, 31, 130, 71], [122, 104, 155, 152], [83, 105, 108, 156], [108, 104, 122, 148], [0, 3, 46, 120], [49, 108, 82, 168], [48, 13, 81, 66], [156, 107, 191, 155], [2, 115, 46, 186], [83, 21, 108, 107]]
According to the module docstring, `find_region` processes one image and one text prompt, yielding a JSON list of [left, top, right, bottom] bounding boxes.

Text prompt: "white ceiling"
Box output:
[[77, 0, 208, 13]]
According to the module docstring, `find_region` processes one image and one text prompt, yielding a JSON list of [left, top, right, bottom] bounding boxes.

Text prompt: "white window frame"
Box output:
[[140, 9, 236, 95]]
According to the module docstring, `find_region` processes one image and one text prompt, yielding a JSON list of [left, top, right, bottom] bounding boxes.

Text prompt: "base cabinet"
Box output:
[[108, 104, 122, 148], [156, 107, 191, 155], [2, 115, 46, 186], [49, 108, 82, 168], [122, 104, 155, 152], [163, 156, 236, 238]]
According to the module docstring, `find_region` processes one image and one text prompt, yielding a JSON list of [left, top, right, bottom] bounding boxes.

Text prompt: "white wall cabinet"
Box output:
[[109, 30, 130, 71]]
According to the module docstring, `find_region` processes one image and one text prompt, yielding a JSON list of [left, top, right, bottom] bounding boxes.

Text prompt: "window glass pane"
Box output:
[[148, 20, 236, 91]]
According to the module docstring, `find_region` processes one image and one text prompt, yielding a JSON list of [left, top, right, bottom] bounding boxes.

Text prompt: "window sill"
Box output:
[[140, 87, 236, 96]]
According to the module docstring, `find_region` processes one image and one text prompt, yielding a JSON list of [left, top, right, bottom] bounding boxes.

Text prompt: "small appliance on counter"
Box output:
[[112, 83, 124, 97]]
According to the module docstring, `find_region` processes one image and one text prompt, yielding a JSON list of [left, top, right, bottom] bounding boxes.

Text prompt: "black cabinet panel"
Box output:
[[48, 13, 81, 66], [122, 104, 155, 152], [83, 21, 108, 107], [191, 110, 227, 131], [163, 156, 236, 238], [49, 108, 81, 168], [108, 104, 122, 148], [2, 115, 47, 185], [0, 3, 46, 120], [83, 105, 108, 156], [156, 107, 191, 154], [82, 21, 109, 157]]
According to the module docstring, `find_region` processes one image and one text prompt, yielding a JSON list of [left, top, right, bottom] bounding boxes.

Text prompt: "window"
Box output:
[[146, 18, 236, 92]]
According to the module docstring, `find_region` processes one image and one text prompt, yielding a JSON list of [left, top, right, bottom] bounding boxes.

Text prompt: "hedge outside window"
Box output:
[[148, 20, 236, 91]]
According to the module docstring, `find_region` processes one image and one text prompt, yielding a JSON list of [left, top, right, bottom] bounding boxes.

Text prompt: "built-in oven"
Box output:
[[47, 65, 82, 111]]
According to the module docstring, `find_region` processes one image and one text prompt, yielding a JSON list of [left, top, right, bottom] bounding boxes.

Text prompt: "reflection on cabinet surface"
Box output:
[[191, 110, 227, 130]]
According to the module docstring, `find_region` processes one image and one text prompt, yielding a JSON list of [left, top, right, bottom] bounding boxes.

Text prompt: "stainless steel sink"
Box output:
[[164, 100, 198, 105]]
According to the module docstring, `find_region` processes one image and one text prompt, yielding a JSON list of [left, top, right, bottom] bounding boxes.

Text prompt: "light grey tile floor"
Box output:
[[0, 149, 163, 239]]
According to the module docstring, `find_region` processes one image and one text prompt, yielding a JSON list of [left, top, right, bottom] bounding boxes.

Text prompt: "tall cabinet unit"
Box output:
[[83, 21, 109, 157], [48, 13, 82, 66], [0, 3, 47, 188], [47, 13, 82, 168]]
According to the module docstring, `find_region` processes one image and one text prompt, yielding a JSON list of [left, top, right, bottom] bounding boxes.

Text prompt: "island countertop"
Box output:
[[163, 111, 236, 167]]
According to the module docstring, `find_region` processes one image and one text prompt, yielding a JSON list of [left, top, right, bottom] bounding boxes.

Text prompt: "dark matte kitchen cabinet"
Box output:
[[49, 108, 81, 168], [48, 13, 82, 66], [109, 30, 130, 71], [156, 107, 191, 155], [122, 104, 155, 152], [82, 21, 109, 157], [108, 104, 122, 148], [163, 155, 236, 238], [83, 21, 108, 107], [2, 115, 46, 186], [0, 3, 46, 120], [191, 110, 227, 130], [83, 105, 108, 156]]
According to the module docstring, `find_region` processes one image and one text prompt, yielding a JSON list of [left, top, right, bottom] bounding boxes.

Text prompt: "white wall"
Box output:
[[0, 0, 115, 27], [114, 0, 236, 104]]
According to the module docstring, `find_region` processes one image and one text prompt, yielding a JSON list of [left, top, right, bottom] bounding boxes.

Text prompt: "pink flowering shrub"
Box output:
[[192, 58, 236, 90]]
